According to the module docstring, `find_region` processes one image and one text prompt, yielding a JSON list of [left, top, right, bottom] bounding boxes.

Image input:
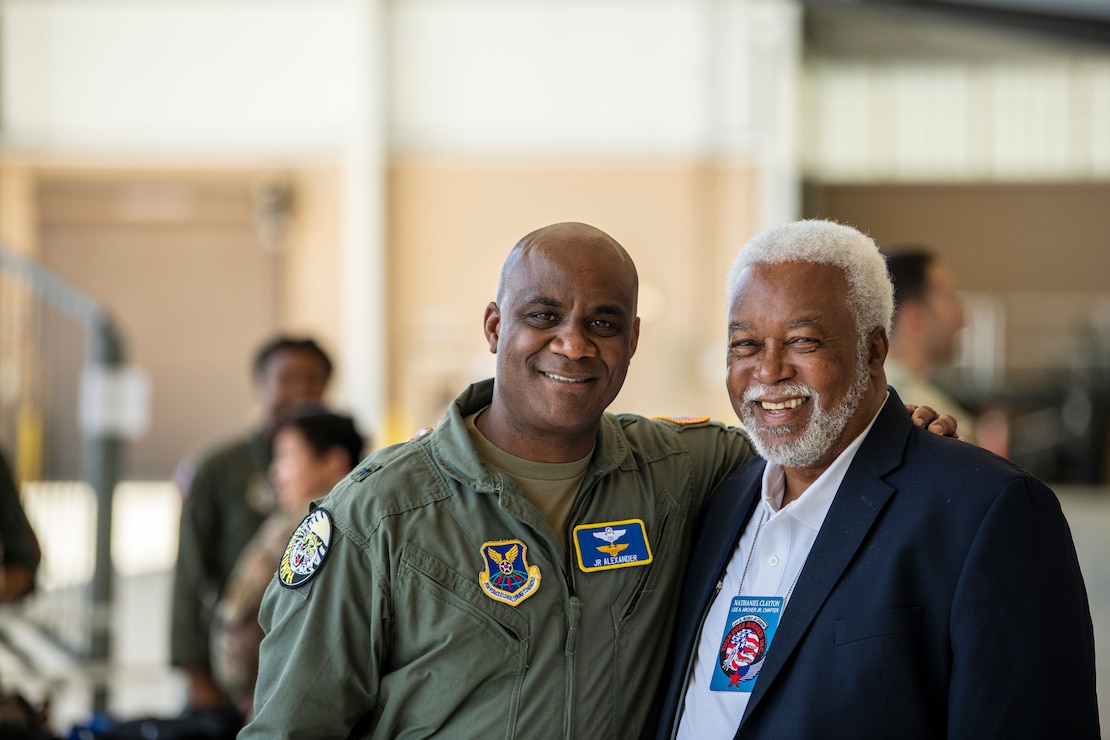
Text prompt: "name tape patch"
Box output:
[[572, 519, 653, 573]]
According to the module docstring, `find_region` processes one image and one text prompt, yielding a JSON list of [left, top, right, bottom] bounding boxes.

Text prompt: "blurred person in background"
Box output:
[[170, 336, 333, 717], [883, 248, 978, 444], [210, 405, 364, 724], [0, 448, 40, 604], [0, 449, 50, 739]]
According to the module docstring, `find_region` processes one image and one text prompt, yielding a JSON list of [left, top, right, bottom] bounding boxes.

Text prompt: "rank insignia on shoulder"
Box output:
[[478, 539, 541, 606], [653, 415, 710, 426], [572, 519, 653, 573], [351, 462, 381, 482], [279, 508, 333, 588]]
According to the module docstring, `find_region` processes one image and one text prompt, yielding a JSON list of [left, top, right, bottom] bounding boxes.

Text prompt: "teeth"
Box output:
[[546, 373, 586, 384], [760, 398, 803, 410]]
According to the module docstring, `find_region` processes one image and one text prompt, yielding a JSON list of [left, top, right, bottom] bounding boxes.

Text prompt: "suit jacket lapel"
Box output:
[[676, 460, 765, 664], [739, 390, 913, 726], [660, 458, 765, 737]]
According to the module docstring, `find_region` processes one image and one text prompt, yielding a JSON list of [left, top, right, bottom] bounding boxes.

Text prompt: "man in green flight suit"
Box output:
[[242, 223, 955, 739], [171, 336, 333, 718]]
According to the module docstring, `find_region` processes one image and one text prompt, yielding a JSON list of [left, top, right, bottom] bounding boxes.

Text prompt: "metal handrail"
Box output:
[[0, 242, 123, 711]]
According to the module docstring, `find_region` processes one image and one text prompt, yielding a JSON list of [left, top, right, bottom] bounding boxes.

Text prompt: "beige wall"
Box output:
[[386, 157, 760, 439], [279, 167, 345, 382], [0, 162, 346, 478], [2, 157, 762, 473]]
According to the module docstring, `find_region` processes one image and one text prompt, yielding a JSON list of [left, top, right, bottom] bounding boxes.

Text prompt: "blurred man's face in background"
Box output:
[[922, 260, 966, 365], [255, 349, 330, 422]]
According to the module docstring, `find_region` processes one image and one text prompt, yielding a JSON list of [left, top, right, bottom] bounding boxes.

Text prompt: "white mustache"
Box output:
[[742, 382, 816, 404]]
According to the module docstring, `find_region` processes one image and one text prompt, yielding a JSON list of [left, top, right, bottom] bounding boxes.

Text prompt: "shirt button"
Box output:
[[768, 556, 780, 567]]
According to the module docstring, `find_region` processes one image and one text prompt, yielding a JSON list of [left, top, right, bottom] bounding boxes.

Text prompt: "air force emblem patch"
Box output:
[[279, 508, 333, 588], [478, 539, 541, 606], [572, 519, 653, 572]]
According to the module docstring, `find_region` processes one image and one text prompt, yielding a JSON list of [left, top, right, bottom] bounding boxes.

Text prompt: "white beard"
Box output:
[[739, 347, 870, 468]]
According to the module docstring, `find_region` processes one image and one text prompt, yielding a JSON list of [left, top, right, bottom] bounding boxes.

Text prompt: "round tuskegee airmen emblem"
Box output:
[[279, 508, 333, 588], [719, 615, 769, 686]]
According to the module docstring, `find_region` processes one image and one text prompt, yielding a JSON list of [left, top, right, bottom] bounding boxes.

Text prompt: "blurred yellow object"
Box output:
[[16, 404, 42, 483]]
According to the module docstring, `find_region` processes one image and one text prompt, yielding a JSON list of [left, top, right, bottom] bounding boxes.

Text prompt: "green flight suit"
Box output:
[[244, 379, 755, 738], [171, 431, 275, 673]]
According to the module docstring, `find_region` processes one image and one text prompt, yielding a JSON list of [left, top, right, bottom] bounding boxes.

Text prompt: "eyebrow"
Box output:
[[522, 295, 562, 308], [729, 317, 822, 331], [521, 295, 627, 317]]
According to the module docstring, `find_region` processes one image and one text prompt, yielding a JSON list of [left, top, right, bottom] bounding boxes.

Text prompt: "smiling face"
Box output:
[[726, 261, 887, 483], [481, 224, 640, 462]]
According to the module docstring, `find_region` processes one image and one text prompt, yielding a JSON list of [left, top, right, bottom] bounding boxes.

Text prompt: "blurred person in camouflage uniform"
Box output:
[[210, 405, 364, 721]]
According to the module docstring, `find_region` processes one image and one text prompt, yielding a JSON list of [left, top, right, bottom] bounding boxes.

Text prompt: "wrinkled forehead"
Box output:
[[730, 261, 854, 321], [736, 260, 848, 296]]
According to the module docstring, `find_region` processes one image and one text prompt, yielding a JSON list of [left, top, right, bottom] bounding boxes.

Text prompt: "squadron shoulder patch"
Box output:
[[653, 415, 710, 426], [572, 519, 653, 572], [279, 508, 333, 588], [478, 539, 541, 606]]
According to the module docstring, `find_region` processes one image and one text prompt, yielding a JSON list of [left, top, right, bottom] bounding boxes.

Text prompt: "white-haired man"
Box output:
[[655, 219, 1099, 739]]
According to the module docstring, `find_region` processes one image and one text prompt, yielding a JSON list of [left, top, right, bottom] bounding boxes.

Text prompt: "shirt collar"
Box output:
[[760, 391, 889, 531]]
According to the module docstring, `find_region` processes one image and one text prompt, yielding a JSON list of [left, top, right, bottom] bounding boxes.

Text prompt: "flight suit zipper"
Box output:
[[560, 470, 602, 738]]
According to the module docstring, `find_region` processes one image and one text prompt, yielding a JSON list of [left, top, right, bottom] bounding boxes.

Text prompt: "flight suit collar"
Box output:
[[432, 379, 631, 494]]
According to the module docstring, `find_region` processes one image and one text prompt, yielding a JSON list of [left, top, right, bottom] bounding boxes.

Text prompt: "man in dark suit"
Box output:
[[655, 219, 1099, 739]]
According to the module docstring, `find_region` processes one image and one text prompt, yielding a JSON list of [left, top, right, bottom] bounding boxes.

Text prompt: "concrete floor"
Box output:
[[2, 484, 1109, 736]]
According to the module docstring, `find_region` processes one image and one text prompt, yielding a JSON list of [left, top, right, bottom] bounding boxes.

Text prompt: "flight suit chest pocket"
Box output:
[[398, 543, 531, 650]]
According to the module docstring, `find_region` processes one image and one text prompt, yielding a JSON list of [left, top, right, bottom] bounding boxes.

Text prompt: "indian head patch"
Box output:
[[478, 539, 541, 606], [572, 519, 653, 572], [279, 508, 333, 589]]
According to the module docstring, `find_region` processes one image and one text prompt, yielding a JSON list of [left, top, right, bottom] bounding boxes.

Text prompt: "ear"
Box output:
[[629, 316, 641, 358], [483, 302, 501, 354], [867, 326, 889, 377]]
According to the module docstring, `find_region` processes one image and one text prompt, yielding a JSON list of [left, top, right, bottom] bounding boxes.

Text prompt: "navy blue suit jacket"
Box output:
[[655, 389, 1099, 739]]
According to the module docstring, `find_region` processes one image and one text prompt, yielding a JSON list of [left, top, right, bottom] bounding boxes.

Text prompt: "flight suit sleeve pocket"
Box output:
[[834, 606, 923, 646]]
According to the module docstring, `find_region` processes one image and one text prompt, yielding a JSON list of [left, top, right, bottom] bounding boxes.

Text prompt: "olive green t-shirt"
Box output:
[[466, 410, 589, 550]]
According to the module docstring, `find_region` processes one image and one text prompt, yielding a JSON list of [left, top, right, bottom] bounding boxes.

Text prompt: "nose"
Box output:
[[754, 343, 793, 385], [288, 374, 324, 401], [550, 323, 596, 360]]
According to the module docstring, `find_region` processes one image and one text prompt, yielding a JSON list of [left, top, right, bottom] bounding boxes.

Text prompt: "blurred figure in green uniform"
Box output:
[[170, 336, 333, 715]]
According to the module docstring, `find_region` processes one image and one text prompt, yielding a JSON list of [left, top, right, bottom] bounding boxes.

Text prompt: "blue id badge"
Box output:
[[710, 596, 783, 691]]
